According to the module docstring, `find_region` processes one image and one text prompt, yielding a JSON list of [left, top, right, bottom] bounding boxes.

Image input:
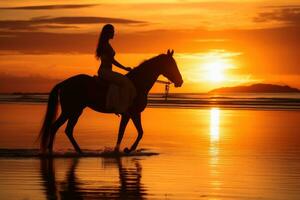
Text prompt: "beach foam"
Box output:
[[0, 148, 159, 158]]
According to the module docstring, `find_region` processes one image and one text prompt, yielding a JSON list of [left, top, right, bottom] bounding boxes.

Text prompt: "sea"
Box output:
[[0, 93, 299, 199]]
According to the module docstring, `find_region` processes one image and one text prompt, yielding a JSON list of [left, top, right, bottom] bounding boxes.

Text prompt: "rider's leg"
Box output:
[[99, 69, 134, 113]]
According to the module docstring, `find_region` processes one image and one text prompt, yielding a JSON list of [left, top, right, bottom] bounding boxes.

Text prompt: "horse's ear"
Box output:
[[167, 49, 174, 56], [170, 49, 174, 56], [167, 49, 171, 55]]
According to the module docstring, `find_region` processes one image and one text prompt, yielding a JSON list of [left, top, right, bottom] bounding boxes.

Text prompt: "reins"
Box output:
[[126, 68, 171, 100]]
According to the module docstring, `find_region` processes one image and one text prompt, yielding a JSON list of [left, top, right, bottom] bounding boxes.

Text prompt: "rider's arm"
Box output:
[[112, 58, 132, 71]]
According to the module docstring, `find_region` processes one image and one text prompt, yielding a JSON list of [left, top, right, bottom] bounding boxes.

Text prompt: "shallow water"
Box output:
[[0, 104, 300, 199]]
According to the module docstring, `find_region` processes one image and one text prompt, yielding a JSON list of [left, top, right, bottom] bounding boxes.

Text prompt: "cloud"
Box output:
[[0, 73, 61, 93], [112, 2, 248, 10], [0, 24, 300, 75], [0, 16, 146, 31], [262, 5, 300, 9], [254, 6, 300, 26], [0, 31, 98, 54], [0, 28, 217, 54], [0, 4, 98, 10], [34, 16, 145, 24]]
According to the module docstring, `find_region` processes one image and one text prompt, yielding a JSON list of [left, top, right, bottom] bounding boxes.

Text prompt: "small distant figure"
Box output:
[[164, 83, 170, 100], [96, 24, 136, 113]]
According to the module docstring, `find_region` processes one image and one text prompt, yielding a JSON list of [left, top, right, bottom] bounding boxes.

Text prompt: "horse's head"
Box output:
[[160, 50, 183, 87]]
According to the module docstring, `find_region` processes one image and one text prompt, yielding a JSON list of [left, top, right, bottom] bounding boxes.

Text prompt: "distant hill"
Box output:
[[209, 83, 300, 93]]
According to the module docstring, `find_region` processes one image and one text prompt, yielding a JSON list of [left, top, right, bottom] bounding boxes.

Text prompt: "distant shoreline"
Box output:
[[1, 93, 300, 110], [209, 83, 300, 94], [2, 83, 300, 95]]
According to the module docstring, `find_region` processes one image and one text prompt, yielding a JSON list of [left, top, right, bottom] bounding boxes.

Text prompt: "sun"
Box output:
[[203, 58, 229, 82], [206, 60, 225, 82]]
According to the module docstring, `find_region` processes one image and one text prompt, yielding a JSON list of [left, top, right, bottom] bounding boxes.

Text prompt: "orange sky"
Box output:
[[0, 0, 300, 93]]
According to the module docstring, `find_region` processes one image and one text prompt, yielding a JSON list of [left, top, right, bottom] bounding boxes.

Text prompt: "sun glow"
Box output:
[[206, 60, 225, 82], [202, 55, 235, 83]]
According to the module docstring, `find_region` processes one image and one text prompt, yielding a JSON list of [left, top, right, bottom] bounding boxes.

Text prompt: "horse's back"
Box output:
[[59, 74, 109, 111], [63, 74, 93, 85], [60, 74, 95, 93], [61, 74, 108, 91]]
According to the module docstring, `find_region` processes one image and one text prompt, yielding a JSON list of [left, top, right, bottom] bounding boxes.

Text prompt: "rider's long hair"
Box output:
[[96, 24, 114, 60]]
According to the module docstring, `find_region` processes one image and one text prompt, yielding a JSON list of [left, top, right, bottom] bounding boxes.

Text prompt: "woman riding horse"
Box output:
[[38, 25, 183, 154], [96, 24, 136, 113]]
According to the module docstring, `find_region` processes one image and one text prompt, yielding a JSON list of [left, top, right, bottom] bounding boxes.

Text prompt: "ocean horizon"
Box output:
[[1, 93, 300, 110]]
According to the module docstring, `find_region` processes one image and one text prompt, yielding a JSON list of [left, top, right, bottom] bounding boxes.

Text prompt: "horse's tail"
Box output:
[[38, 83, 62, 152]]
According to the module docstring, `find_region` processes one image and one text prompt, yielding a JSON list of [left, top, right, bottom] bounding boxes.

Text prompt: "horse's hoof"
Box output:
[[40, 152, 49, 157], [124, 147, 131, 154], [114, 148, 120, 154]]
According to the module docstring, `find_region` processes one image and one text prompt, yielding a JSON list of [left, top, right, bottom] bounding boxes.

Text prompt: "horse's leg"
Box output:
[[65, 111, 82, 154], [125, 113, 143, 153], [48, 113, 67, 153], [114, 114, 130, 152]]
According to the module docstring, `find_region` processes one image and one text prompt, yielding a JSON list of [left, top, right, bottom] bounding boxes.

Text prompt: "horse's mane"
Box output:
[[139, 54, 164, 68], [127, 54, 165, 75]]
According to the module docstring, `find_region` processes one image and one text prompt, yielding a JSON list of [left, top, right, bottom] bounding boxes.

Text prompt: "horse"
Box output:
[[39, 50, 183, 154]]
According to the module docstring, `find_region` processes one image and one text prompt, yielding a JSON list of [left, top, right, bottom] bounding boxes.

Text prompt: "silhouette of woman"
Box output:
[[96, 24, 136, 113]]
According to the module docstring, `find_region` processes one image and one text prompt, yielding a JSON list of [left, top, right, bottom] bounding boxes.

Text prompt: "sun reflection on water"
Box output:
[[209, 108, 222, 192], [210, 108, 220, 143]]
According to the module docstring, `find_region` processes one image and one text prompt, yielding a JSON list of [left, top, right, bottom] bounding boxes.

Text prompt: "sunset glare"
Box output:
[[203, 58, 230, 83], [1, 0, 300, 93]]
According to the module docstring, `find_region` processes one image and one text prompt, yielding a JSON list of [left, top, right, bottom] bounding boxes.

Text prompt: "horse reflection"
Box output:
[[40, 158, 59, 200], [40, 158, 146, 200]]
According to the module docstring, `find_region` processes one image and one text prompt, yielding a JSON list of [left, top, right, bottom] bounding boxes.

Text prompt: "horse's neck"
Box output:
[[143, 70, 160, 94], [128, 64, 161, 95]]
